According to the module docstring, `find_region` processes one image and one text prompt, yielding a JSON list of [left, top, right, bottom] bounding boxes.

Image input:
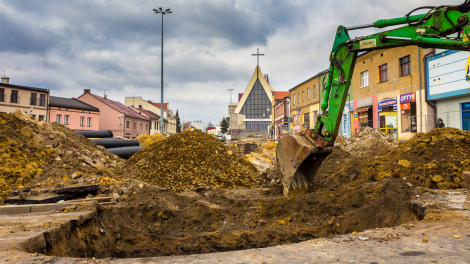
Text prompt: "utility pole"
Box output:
[[228, 89, 234, 138], [153, 7, 172, 135]]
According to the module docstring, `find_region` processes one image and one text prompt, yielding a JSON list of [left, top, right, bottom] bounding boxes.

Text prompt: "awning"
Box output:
[[355, 106, 370, 113]]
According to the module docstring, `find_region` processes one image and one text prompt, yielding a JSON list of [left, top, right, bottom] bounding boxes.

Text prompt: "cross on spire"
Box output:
[[251, 48, 264, 66]]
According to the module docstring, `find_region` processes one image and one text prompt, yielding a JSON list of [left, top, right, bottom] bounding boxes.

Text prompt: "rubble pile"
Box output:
[[337, 127, 398, 157], [136, 133, 166, 147], [365, 127, 470, 189], [0, 111, 123, 203], [120, 129, 258, 192], [243, 141, 277, 172]]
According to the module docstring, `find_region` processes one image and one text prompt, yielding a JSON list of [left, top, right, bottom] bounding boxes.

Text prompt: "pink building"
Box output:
[[78, 90, 149, 138], [49, 96, 100, 130]]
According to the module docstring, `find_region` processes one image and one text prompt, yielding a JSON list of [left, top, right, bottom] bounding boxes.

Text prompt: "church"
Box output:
[[227, 58, 289, 137]]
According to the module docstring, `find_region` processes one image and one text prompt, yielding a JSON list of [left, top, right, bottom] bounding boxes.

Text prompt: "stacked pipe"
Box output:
[[75, 130, 144, 159]]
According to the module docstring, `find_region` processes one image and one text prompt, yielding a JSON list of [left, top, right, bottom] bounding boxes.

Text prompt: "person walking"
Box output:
[[435, 118, 445, 129]]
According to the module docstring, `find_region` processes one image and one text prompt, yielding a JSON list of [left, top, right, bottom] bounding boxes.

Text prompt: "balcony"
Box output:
[[38, 98, 46, 106], [10, 94, 19, 104], [0, 93, 5, 103]]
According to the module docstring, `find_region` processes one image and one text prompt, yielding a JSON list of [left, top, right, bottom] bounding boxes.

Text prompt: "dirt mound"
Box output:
[[338, 127, 398, 157], [363, 127, 470, 189], [119, 129, 259, 192], [0, 111, 123, 203], [136, 133, 166, 147]]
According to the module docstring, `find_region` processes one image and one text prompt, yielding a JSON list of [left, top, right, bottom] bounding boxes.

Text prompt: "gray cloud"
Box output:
[[0, 0, 464, 124]]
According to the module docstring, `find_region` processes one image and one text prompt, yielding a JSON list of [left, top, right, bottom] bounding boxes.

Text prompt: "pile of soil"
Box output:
[[119, 129, 258, 192], [136, 133, 166, 147], [337, 127, 398, 157], [0, 111, 123, 203], [362, 127, 470, 189]]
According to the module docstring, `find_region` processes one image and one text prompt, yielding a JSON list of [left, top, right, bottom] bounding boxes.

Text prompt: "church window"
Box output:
[[240, 79, 272, 129]]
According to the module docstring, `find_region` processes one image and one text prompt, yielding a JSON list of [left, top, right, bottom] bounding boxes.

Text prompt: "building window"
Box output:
[[87, 117, 92, 127], [298, 93, 300, 104], [361, 71, 369, 87], [307, 88, 310, 100], [31, 115, 36, 119], [56, 114, 62, 124], [313, 85, 317, 98], [379, 64, 388, 83], [39, 94, 46, 106], [302, 91, 304, 102], [80, 116, 85, 126], [64, 115, 70, 125], [134, 122, 136, 129], [139, 123, 142, 130], [146, 124, 148, 131], [38, 115, 44, 122], [0, 88, 4, 102], [30, 93, 37, 105], [400, 55, 411, 76], [126, 121, 130, 128], [11, 90, 18, 104], [293, 94, 296, 105]]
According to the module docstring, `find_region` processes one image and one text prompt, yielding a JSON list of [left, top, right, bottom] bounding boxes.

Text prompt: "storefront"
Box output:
[[378, 98, 398, 140], [400, 92, 417, 133], [356, 97, 374, 129], [342, 102, 352, 138]]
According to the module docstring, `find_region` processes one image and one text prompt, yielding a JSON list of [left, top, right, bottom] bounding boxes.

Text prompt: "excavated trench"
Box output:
[[34, 178, 421, 259]]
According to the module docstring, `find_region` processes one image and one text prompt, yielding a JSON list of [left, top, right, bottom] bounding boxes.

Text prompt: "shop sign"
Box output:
[[293, 125, 301, 130], [357, 97, 373, 108], [378, 98, 397, 107], [401, 103, 411, 110], [354, 113, 358, 119], [283, 121, 288, 125], [378, 107, 382, 113], [393, 105, 398, 111], [400, 92, 416, 103]]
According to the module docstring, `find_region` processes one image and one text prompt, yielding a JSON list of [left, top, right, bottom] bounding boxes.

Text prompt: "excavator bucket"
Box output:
[[276, 131, 332, 197]]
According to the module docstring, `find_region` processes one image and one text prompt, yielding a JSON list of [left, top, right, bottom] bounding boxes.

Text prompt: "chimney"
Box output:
[[104, 95, 107, 99], [84, 89, 91, 94], [1, 76, 9, 84]]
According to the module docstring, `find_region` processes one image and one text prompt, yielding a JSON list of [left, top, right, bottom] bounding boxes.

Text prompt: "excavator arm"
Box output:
[[277, 2, 470, 197]]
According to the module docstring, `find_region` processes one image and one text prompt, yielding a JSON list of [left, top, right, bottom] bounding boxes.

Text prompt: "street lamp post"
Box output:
[[153, 7, 172, 135], [228, 89, 234, 139]]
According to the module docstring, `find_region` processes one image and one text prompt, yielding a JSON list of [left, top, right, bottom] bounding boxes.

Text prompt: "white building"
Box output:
[[426, 50, 470, 130], [189, 121, 207, 131]]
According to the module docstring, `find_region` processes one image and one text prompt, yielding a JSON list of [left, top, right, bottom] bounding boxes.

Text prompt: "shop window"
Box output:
[[401, 102, 417, 132], [361, 71, 369, 87], [400, 55, 411, 76], [303, 112, 310, 125], [379, 64, 388, 83]]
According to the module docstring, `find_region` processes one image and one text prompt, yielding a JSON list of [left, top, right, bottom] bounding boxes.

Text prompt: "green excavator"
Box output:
[[277, 1, 470, 197]]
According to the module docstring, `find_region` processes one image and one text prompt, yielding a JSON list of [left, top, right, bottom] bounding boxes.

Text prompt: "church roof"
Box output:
[[234, 65, 275, 114]]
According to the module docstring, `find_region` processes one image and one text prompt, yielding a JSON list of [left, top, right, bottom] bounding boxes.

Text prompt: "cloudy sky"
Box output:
[[0, 0, 462, 124]]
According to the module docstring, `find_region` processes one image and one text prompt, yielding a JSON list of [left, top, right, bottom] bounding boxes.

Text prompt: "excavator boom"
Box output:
[[277, 1, 470, 197]]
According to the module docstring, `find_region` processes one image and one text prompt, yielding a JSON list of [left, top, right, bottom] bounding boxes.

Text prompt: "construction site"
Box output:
[[0, 110, 469, 263]]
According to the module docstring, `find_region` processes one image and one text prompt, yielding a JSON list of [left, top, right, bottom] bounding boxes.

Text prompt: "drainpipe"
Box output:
[[418, 47, 423, 133]]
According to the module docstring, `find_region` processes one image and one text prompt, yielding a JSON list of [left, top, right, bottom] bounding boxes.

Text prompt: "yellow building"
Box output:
[[352, 46, 434, 140], [0, 76, 49, 121], [289, 70, 328, 133]]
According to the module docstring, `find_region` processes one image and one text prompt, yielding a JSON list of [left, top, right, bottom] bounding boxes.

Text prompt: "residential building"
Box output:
[[78, 90, 149, 138], [129, 106, 165, 135], [49, 96, 99, 130], [288, 70, 328, 134], [124, 97, 177, 135], [426, 50, 470, 130], [352, 46, 434, 140], [0, 76, 49, 121]]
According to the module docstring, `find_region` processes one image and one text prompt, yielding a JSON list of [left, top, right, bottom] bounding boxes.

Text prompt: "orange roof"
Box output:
[[274, 92, 289, 100]]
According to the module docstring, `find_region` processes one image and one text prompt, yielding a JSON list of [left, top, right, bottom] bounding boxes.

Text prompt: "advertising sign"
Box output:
[[400, 92, 416, 104], [378, 98, 397, 107], [293, 125, 301, 130], [401, 103, 411, 111], [357, 97, 373, 108]]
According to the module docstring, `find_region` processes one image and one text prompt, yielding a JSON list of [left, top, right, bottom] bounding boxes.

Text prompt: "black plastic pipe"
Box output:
[[108, 146, 144, 159], [75, 130, 113, 138], [91, 138, 139, 148]]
